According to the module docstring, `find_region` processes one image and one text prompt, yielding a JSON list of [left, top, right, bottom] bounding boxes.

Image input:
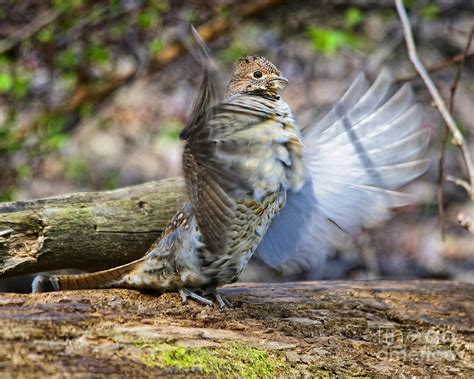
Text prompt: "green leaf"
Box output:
[[37, 28, 54, 43], [137, 9, 159, 29], [12, 75, 30, 99], [219, 42, 249, 65], [45, 133, 68, 150], [88, 44, 110, 64], [57, 49, 79, 68], [421, 4, 440, 20], [148, 38, 165, 55], [0, 73, 13, 93], [307, 26, 358, 55], [345, 7, 364, 29]]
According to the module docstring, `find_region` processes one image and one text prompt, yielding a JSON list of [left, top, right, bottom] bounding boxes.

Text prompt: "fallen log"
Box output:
[[0, 280, 472, 376], [0, 178, 186, 278]]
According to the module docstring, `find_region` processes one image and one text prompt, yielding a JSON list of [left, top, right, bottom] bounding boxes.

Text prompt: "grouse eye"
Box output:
[[253, 71, 263, 79]]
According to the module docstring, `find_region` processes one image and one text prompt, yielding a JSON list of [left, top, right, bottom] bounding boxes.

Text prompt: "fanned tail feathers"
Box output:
[[257, 70, 430, 274]]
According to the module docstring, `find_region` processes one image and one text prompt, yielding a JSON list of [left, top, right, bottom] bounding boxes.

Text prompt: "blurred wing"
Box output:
[[184, 94, 303, 253], [180, 26, 224, 140], [257, 70, 430, 272]]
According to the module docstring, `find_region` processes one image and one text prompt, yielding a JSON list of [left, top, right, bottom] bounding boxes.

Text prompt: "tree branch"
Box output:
[[395, 0, 474, 199], [396, 51, 474, 84], [0, 178, 186, 278], [437, 26, 474, 239], [0, 9, 63, 54], [446, 175, 471, 193]]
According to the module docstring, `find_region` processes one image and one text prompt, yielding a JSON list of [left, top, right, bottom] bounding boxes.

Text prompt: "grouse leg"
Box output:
[[179, 287, 214, 307], [205, 288, 233, 310]]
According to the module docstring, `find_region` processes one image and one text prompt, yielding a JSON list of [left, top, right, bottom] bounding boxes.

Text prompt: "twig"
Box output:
[[446, 25, 474, 36], [448, 26, 474, 134], [446, 175, 471, 193], [396, 51, 474, 83], [437, 26, 474, 240], [0, 9, 63, 54], [438, 125, 450, 239], [0, 229, 14, 237], [395, 0, 474, 199], [457, 213, 474, 234]]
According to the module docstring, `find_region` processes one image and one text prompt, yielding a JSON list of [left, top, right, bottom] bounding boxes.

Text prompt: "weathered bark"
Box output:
[[0, 178, 186, 278], [0, 280, 472, 377]]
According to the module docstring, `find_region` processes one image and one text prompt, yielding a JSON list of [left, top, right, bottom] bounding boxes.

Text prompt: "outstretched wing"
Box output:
[[180, 26, 224, 140], [257, 70, 430, 273], [184, 94, 304, 253]]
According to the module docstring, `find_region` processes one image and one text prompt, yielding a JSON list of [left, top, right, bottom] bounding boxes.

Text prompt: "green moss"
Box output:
[[136, 340, 291, 378]]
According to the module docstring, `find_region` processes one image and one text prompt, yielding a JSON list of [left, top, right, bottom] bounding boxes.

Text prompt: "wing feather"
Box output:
[[185, 94, 302, 253], [179, 26, 223, 140]]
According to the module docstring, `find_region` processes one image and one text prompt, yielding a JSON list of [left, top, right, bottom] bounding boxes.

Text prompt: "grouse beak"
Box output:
[[269, 75, 289, 91]]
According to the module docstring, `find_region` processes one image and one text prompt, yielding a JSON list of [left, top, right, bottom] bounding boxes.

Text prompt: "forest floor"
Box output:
[[1, 281, 473, 377]]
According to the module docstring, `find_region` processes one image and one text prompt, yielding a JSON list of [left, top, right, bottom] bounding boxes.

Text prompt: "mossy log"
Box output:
[[0, 280, 472, 376], [0, 178, 186, 278]]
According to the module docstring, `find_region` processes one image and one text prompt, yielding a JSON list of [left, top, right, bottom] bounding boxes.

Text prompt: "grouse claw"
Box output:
[[179, 288, 214, 307]]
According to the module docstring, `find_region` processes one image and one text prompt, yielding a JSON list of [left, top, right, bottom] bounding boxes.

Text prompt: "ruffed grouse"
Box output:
[[32, 32, 429, 309]]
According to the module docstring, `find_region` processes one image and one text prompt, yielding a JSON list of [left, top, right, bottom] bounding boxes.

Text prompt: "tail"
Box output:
[[257, 70, 430, 273], [31, 259, 143, 293]]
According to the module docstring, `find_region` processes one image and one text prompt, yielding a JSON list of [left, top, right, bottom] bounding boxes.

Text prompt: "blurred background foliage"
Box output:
[[0, 0, 473, 282]]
